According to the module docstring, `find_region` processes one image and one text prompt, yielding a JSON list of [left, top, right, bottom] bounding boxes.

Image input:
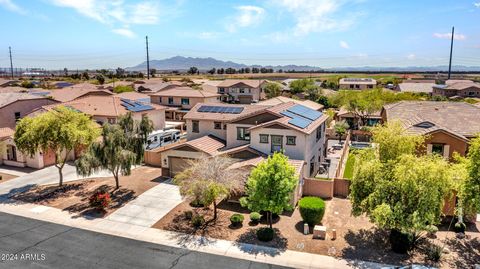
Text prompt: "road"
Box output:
[[0, 212, 291, 269]]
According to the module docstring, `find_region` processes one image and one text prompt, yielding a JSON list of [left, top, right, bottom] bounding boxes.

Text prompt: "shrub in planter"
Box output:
[[189, 199, 204, 208], [454, 222, 466, 233], [191, 215, 205, 228], [257, 227, 274, 242], [389, 229, 415, 254], [250, 212, 261, 224], [230, 214, 244, 226], [298, 196, 326, 226], [426, 244, 443, 262], [184, 210, 193, 220], [88, 190, 111, 210]]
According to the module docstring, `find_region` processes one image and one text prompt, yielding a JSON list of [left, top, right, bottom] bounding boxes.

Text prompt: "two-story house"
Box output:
[[217, 80, 267, 104], [149, 87, 221, 121], [432, 80, 480, 98]]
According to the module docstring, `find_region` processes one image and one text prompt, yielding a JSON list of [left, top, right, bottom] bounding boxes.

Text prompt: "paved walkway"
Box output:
[[106, 179, 183, 227], [0, 163, 112, 196]]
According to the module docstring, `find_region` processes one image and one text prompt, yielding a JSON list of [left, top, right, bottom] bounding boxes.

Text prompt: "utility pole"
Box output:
[[448, 26, 454, 80], [146, 36, 150, 80], [9, 46, 14, 79]]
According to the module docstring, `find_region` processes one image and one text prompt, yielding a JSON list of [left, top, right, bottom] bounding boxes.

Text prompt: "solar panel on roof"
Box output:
[[120, 99, 153, 112], [197, 105, 244, 114], [287, 105, 322, 121], [288, 116, 311, 129]]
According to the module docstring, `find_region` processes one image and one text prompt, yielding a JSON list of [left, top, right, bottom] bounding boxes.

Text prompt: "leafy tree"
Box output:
[[208, 68, 216, 75], [289, 78, 317, 94], [76, 113, 153, 189], [20, 80, 35, 88], [461, 136, 480, 215], [217, 68, 224, 74], [149, 68, 156, 78], [96, 75, 105, 85], [175, 156, 245, 220], [317, 95, 331, 108], [188, 67, 199, 75], [115, 67, 125, 78], [252, 67, 259, 73], [15, 106, 99, 186], [82, 72, 90, 80], [113, 85, 134, 94], [263, 82, 282, 98], [305, 84, 322, 101], [240, 152, 297, 228], [334, 120, 349, 144]]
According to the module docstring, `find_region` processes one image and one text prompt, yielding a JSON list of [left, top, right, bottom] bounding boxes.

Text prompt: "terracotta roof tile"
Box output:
[[149, 86, 220, 98], [0, 127, 14, 139]]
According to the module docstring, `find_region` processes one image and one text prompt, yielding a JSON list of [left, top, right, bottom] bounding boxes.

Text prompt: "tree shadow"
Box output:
[[0, 184, 38, 204], [233, 228, 288, 257], [9, 183, 84, 204]]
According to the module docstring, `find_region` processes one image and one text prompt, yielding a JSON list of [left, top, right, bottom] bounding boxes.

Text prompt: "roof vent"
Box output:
[[415, 121, 435, 128]]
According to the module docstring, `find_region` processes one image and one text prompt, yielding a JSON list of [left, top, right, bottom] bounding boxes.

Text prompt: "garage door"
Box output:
[[169, 157, 192, 177], [238, 96, 253, 104]]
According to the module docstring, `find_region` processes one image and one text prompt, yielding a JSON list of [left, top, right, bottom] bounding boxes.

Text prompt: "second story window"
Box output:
[[168, 97, 174, 105], [192, 120, 199, 133], [271, 135, 283, 153], [316, 124, 323, 142], [259, 134, 269, 143], [14, 112, 21, 122], [218, 87, 225, 94], [237, 127, 250, 141], [181, 98, 190, 105], [286, 136, 296, 145], [214, 122, 222, 129]]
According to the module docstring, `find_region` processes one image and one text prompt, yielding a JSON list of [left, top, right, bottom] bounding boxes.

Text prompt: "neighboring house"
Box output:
[[381, 101, 480, 160], [432, 80, 480, 98], [149, 87, 221, 121], [396, 82, 436, 94], [339, 78, 377, 90], [171, 102, 328, 179], [336, 108, 382, 130], [35, 95, 167, 130], [115, 91, 151, 103], [0, 92, 59, 129], [216, 79, 267, 104], [256, 96, 324, 111], [135, 81, 184, 93], [48, 84, 112, 102]]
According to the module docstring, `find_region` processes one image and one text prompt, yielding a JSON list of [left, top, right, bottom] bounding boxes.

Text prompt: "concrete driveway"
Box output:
[[0, 163, 112, 197], [105, 179, 183, 227]]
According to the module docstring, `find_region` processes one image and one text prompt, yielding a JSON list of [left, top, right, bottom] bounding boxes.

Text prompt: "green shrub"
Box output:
[[389, 229, 415, 254], [454, 222, 466, 233], [113, 85, 134, 93], [184, 210, 193, 220], [230, 214, 244, 226], [250, 212, 261, 223], [426, 244, 443, 262], [191, 215, 205, 228], [298, 196, 326, 226], [256, 227, 274, 242], [189, 200, 204, 208]]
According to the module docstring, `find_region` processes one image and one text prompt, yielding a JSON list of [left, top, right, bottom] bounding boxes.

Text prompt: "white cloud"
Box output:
[[112, 28, 136, 38], [407, 54, 416, 60], [227, 5, 265, 32], [0, 0, 27, 15], [433, 32, 466, 40], [275, 0, 358, 36], [340, 41, 350, 49], [48, 0, 161, 38], [474, 2, 480, 8]]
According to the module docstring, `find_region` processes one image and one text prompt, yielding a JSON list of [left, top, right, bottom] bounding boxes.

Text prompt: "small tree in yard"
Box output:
[[334, 120, 349, 144], [263, 82, 282, 98], [240, 152, 297, 229], [174, 156, 245, 220], [14, 106, 99, 186], [76, 113, 153, 189]]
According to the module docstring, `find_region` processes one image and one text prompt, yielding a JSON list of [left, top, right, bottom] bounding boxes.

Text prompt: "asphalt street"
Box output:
[[0, 212, 292, 269]]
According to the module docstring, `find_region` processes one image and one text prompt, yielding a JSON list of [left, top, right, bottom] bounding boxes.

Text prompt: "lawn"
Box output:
[[343, 153, 355, 179], [11, 166, 164, 218]]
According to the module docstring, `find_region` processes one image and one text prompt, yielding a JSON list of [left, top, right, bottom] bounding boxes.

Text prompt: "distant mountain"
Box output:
[[126, 56, 480, 72], [126, 56, 324, 71]]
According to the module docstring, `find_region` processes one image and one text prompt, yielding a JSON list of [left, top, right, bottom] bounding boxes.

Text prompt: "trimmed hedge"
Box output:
[[191, 215, 205, 227], [257, 227, 274, 242], [230, 214, 244, 226], [298, 196, 325, 226]]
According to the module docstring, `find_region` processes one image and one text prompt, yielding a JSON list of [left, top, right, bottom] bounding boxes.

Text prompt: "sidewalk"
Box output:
[[0, 197, 388, 269]]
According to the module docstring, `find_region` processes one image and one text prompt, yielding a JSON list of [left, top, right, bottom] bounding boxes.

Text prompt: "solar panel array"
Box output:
[[280, 104, 323, 129], [120, 98, 154, 112], [343, 78, 373, 82], [198, 105, 244, 114]]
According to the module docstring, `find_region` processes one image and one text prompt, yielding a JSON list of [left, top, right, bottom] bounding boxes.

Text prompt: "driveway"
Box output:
[[0, 212, 291, 269], [105, 179, 183, 227], [0, 163, 112, 197]]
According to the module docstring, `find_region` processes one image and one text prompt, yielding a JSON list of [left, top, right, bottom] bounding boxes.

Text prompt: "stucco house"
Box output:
[[339, 78, 377, 90], [256, 96, 324, 111], [381, 101, 480, 160], [216, 79, 267, 104], [48, 84, 113, 102], [432, 80, 480, 98]]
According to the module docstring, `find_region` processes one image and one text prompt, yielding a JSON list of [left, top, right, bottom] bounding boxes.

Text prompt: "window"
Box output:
[[240, 88, 245, 93], [316, 124, 323, 142], [259, 134, 269, 143], [6, 145, 17, 161], [286, 136, 296, 145], [355, 84, 360, 89], [349, 85, 354, 89], [237, 127, 250, 141], [218, 88, 225, 94], [432, 144, 444, 155], [214, 122, 222, 129], [271, 135, 283, 152], [192, 120, 199, 133], [367, 85, 373, 89], [168, 97, 174, 105], [181, 98, 190, 105], [107, 118, 116, 124], [14, 112, 21, 122]]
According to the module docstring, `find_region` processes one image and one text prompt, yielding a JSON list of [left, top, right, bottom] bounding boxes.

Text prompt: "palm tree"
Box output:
[[334, 120, 349, 144]]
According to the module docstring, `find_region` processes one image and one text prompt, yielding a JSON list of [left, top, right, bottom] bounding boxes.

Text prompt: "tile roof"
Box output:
[[256, 96, 323, 110], [228, 156, 304, 176], [48, 84, 112, 102], [115, 91, 151, 101], [0, 127, 14, 139], [184, 103, 269, 122], [149, 86, 220, 98], [433, 80, 480, 91], [165, 135, 226, 156], [0, 92, 48, 108], [135, 81, 184, 92], [383, 101, 480, 138], [339, 78, 377, 84], [397, 82, 436, 93], [39, 95, 166, 117], [218, 79, 264, 88]]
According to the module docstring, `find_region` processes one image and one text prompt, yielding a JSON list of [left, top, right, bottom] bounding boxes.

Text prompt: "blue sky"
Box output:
[[0, 0, 479, 69]]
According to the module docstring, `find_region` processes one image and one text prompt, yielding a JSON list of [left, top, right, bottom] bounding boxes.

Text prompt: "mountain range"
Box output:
[[126, 56, 480, 72]]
